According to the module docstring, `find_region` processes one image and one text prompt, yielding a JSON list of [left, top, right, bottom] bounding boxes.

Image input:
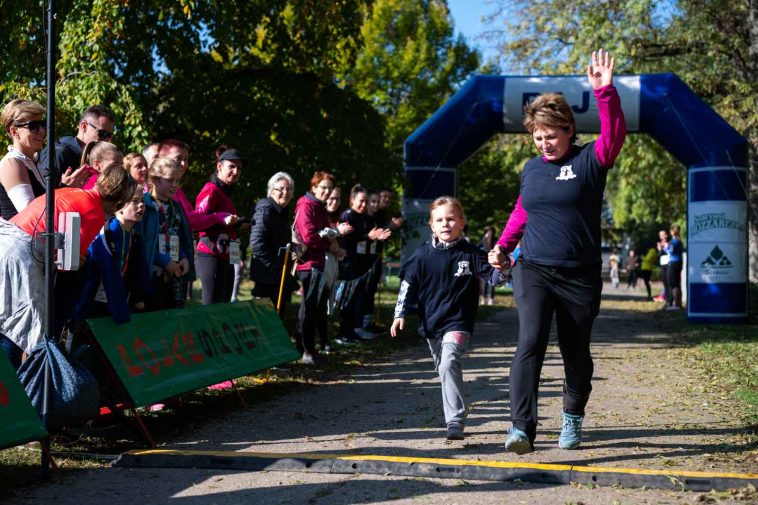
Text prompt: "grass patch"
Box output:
[[673, 283, 758, 425]]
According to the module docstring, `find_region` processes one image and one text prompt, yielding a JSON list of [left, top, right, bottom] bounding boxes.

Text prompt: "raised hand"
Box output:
[[587, 48, 615, 90]]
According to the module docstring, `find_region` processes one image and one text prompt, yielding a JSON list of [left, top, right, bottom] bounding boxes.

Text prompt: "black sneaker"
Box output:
[[446, 422, 465, 440]]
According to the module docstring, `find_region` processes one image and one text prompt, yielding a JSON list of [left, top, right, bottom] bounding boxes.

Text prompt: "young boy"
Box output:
[[391, 196, 505, 440]]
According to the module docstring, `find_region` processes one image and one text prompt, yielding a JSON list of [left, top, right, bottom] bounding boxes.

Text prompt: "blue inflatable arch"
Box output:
[[402, 73, 749, 323]]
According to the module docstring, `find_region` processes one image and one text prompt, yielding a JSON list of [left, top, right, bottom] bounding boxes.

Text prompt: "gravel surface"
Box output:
[[12, 284, 758, 504]]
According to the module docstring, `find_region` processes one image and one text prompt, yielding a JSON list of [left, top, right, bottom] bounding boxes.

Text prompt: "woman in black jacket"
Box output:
[[250, 172, 297, 314]]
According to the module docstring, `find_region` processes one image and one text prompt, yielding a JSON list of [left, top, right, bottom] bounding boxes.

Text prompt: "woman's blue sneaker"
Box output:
[[504, 427, 533, 454], [558, 412, 584, 449]]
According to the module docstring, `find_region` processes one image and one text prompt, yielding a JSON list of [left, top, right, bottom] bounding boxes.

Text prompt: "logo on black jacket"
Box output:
[[454, 261, 472, 277]]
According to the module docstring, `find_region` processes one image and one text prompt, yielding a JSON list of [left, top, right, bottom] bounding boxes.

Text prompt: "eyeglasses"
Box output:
[[14, 120, 45, 133], [271, 186, 292, 194], [86, 121, 114, 140], [315, 184, 333, 191]]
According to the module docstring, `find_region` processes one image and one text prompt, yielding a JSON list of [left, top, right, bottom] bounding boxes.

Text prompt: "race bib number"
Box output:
[[229, 240, 241, 264], [159, 234, 180, 262], [357, 241, 367, 254], [369, 241, 377, 254], [659, 255, 670, 266]]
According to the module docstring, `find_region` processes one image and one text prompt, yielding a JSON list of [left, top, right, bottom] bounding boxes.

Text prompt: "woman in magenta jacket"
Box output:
[[292, 171, 347, 364], [194, 148, 244, 304]]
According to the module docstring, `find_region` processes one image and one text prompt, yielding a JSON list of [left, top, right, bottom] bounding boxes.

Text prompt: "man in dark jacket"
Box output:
[[250, 172, 297, 313], [39, 104, 115, 188]]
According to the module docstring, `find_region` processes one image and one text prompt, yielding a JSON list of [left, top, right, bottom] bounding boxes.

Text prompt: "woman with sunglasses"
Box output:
[[0, 99, 47, 220]]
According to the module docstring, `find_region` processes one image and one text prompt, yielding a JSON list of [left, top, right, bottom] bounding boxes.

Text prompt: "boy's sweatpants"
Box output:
[[428, 331, 470, 426]]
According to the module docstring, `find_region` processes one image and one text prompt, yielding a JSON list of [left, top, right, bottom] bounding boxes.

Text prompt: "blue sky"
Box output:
[[447, 0, 500, 63]]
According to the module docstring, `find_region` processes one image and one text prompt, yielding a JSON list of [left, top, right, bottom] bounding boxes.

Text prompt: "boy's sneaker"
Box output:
[[354, 328, 378, 340], [504, 427, 533, 454], [446, 422, 464, 440], [558, 412, 584, 449]]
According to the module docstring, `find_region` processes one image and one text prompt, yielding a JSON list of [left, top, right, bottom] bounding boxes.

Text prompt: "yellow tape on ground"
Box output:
[[125, 449, 758, 481]]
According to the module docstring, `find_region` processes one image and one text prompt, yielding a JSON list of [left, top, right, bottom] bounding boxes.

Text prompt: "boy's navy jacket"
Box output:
[[74, 217, 140, 323], [398, 239, 501, 340]]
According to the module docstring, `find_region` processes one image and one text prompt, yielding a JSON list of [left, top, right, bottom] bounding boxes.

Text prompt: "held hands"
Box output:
[[177, 258, 190, 276], [223, 214, 239, 226], [488, 245, 508, 271], [164, 260, 180, 277], [587, 48, 615, 90], [390, 318, 405, 338]]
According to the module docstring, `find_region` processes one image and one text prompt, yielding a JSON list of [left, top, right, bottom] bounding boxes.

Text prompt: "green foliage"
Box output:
[[459, 135, 532, 238], [340, 0, 480, 175]]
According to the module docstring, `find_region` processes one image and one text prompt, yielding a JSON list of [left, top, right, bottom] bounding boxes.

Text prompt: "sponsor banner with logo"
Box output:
[[502, 75, 641, 133], [0, 355, 47, 449], [687, 242, 746, 284], [87, 300, 299, 407], [688, 202, 747, 243]]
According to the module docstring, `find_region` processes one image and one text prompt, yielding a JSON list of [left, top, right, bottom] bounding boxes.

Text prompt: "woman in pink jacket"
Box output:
[[194, 147, 244, 304], [292, 171, 347, 365]]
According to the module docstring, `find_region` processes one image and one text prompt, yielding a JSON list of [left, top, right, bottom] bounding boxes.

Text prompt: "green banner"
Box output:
[[87, 300, 299, 407], [0, 356, 47, 449]]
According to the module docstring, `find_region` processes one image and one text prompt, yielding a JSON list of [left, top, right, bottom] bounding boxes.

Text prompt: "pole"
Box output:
[[41, 0, 57, 475], [276, 244, 291, 316]]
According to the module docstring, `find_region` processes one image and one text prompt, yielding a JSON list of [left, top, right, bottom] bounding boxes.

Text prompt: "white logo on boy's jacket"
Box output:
[[453, 261, 472, 277], [556, 165, 577, 181]]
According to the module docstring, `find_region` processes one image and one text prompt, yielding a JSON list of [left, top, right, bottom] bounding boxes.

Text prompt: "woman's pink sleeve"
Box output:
[[174, 186, 227, 231], [593, 84, 627, 168], [495, 196, 527, 253]]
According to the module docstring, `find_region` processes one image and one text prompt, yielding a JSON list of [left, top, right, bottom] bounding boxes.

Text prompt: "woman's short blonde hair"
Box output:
[[428, 196, 466, 225], [523, 93, 577, 144], [1, 99, 45, 136], [148, 156, 181, 183]]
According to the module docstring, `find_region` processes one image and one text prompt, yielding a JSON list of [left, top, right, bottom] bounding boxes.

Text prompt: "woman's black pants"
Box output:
[[510, 260, 602, 442]]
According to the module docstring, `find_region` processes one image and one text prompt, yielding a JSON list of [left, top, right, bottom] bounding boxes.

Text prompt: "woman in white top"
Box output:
[[0, 99, 47, 220], [0, 99, 45, 219]]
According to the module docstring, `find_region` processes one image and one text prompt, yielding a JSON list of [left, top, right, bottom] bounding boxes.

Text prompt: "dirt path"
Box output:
[[12, 284, 758, 504]]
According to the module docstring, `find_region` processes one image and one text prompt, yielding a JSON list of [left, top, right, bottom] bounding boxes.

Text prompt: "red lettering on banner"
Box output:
[[134, 338, 161, 376], [0, 381, 8, 406], [182, 332, 205, 364], [172, 332, 190, 366], [117, 343, 144, 377], [158, 337, 176, 368]]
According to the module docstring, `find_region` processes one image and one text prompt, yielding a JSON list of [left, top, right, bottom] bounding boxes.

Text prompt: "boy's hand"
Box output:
[[390, 318, 405, 337]]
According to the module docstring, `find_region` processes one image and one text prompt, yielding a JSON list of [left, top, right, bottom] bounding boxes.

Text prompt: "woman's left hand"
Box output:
[[587, 48, 615, 90]]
